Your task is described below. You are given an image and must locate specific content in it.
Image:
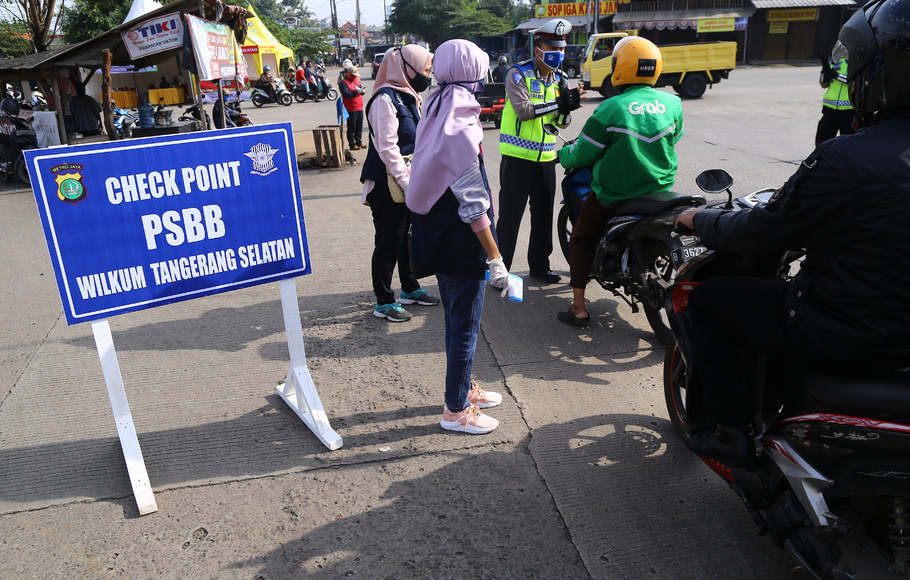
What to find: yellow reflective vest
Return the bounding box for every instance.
[499,62,560,162]
[823,59,852,111]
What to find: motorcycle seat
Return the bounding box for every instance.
[611,192,706,216]
[803,366,910,415]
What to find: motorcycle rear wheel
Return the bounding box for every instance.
[14,154,28,185]
[326,88,339,101]
[663,338,688,439]
[639,241,674,344]
[252,94,266,108]
[557,204,573,263]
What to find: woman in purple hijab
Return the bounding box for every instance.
[408,39,512,435]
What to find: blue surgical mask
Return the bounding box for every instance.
[539,50,564,70]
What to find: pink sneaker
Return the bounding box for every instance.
[467,379,502,409]
[440,404,499,434]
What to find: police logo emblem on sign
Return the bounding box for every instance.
[244,143,280,176]
[51,163,87,204]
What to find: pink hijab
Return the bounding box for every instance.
[407,39,487,215]
[373,44,433,105]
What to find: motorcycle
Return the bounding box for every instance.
[178,103,211,130]
[291,75,339,103]
[0,112,37,184]
[250,80,292,107]
[663,169,910,579]
[112,105,137,139]
[553,125,706,343]
[212,99,252,129]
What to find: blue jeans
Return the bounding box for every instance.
[436,273,486,412]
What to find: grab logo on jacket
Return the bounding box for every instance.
[628,100,666,115]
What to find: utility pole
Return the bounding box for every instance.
[356,0,363,65]
[330,0,339,63]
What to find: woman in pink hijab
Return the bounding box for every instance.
[408,39,511,435]
[360,44,439,323]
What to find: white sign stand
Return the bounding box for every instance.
[91,319,158,516]
[87,279,340,516]
[275,278,343,450]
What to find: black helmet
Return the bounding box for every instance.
[498,55,508,65]
[0,96,19,117]
[834,0,910,124]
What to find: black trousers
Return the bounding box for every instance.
[677,276,855,425]
[496,156,557,272]
[368,180,419,305]
[815,107,854,146]
[347,110,363,148]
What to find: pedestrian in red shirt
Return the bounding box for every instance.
[339,64,365,149]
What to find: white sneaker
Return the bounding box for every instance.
[467,379,502,409]
[440,404,499,434]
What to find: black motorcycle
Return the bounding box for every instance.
[554,126,706,343]
[292,75,338,103]
[178,103,211,129]
[0,112,37,184]
[663,169,910,579]
[212,99,252,129]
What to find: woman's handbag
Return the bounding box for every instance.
[387,154,412,203]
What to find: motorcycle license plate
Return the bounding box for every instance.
[671,245,707,267]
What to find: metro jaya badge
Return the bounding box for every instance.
[55,172,86,204]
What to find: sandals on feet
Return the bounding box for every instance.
[558,310,590,327]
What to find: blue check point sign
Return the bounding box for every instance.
[26,123,341,515]
[28,123,310,323]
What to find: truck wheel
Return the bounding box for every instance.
[679,74,707,99]
[565,65,578,79]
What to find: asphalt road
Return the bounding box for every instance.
[0,64,825,578]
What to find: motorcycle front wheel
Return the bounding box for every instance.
[279,94,293,106]
[663,338,688,439]
[326,88,339,101]
[252,94,266,108]
[294,91,306,103]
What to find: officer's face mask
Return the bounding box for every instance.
[536,47,565,70]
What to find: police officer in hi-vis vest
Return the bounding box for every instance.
[497,18,583,284]
[815,52,854,146]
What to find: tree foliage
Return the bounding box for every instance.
[0,20,33,58]
[387,0,521,47]
[59,0,130,44]
[0,0,62,53]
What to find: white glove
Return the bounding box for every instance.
[486,257,509,295]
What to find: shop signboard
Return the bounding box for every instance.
[768,8,818,22]
[121,11,184,60]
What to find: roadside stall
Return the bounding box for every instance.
[0,0,251,146]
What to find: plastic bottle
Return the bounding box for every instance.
[137,100,155,128]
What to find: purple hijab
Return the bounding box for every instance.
[407,39,487,215]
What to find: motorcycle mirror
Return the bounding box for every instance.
[544,123,569,145]
[695,169,734,194]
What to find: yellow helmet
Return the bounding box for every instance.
[611,37,662,88]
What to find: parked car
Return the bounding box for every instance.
[562,44,585,79]
[372,52,386,79]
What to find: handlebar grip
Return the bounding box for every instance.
[673,223,694,235]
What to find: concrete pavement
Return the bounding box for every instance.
[0,66,821,578]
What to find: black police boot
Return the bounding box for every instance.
[685,423,757,468]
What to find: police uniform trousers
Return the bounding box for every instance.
[815,107,855,146]
[496,155,557,272]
